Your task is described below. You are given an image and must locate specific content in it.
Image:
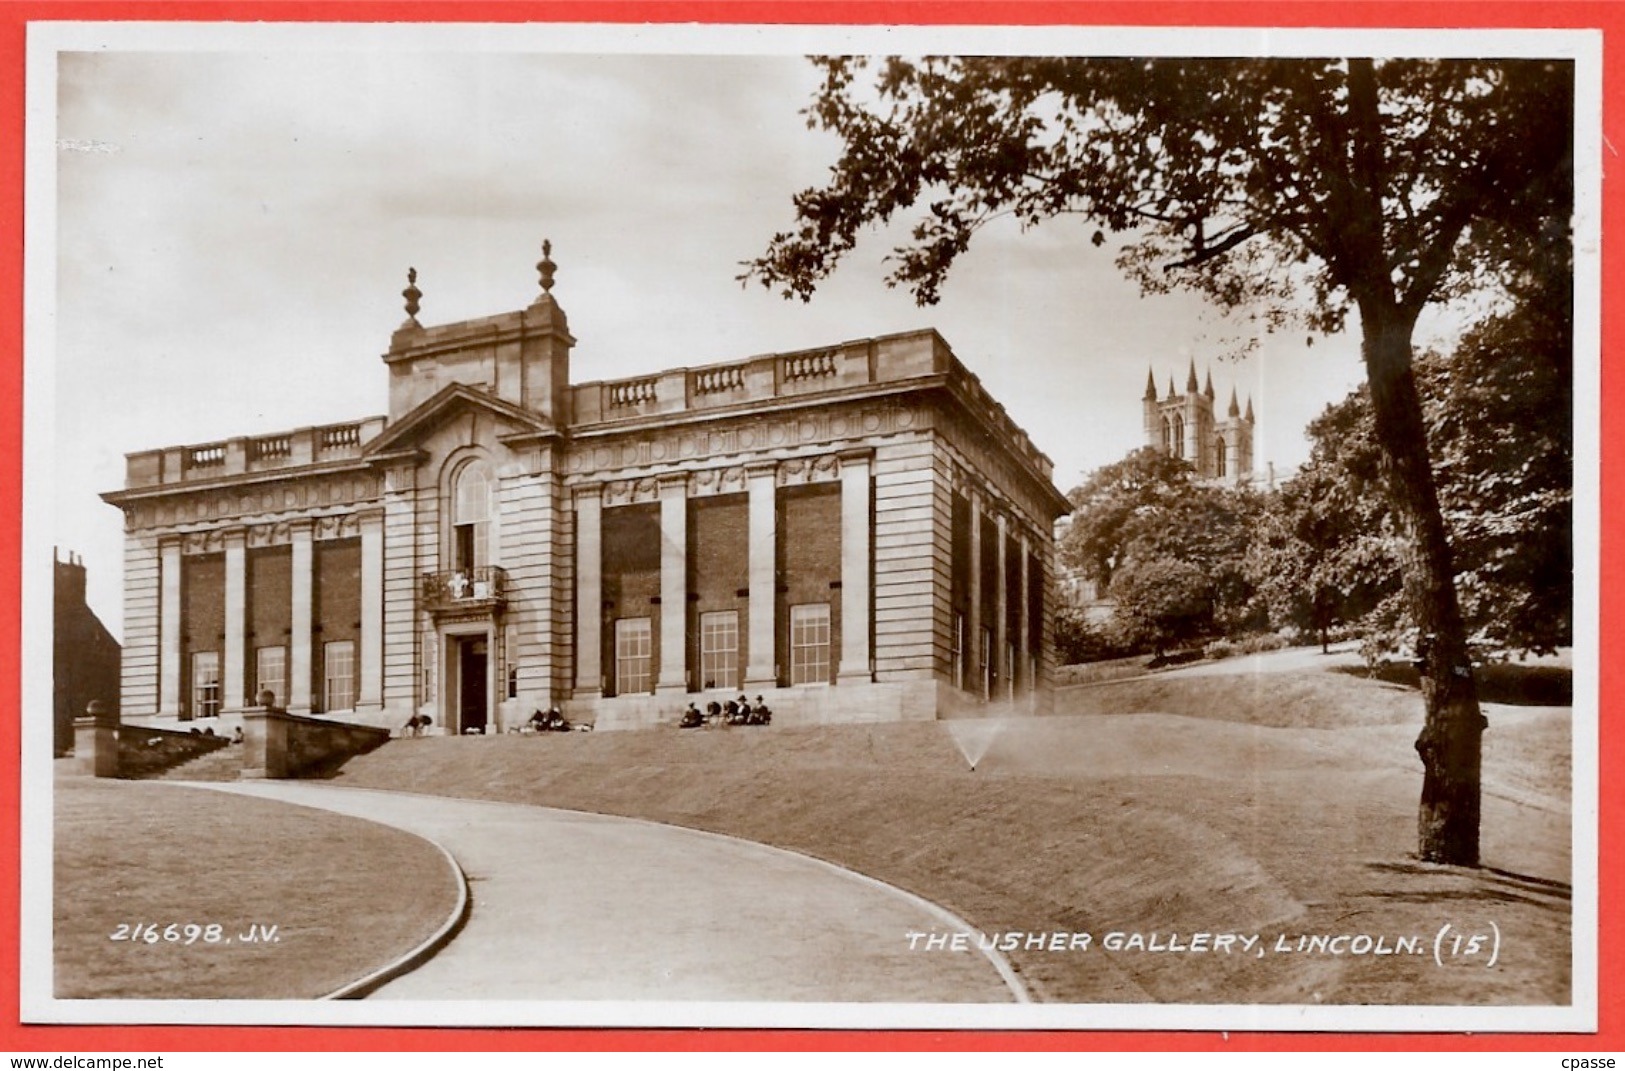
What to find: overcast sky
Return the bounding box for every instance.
[47,30,1390,638]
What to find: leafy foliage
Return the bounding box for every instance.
[1259,283,1573,657]
[1061,447,1262,650]
[1109,556,1216,655]
[1246,401,1401,651]
[746,57,1570,330]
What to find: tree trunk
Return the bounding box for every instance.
[1361,307,1485,867]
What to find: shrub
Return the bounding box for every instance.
[1236,632,1289,655]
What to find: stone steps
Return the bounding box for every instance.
[153,744,244,782]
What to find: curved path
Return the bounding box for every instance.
[199,782,1022,1003]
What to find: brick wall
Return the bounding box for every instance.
[777,483,841,686]
[689,494,748,688]
[245,546,291,702]
[313,538,361,711]
[180,554,224,719]
[601,503,661,696]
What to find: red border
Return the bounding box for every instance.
[1,0,1616,1053]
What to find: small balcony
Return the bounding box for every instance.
[421,565,508,616]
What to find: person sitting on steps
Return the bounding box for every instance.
[680,702,704,729]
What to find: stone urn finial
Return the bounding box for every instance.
[536,239,556,294]
[402,266,422,322]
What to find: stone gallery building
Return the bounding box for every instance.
[102,246,1071,733]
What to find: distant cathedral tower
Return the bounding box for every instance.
[1142,360,1255,482]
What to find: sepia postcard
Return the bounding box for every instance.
[19,18,1601,1034]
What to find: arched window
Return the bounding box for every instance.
[452,461,492,571]
[1171,415,1185,459]
[1215,437,1228,478]
[1162,415,1173,456]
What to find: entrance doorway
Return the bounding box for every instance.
[455,635,489,734]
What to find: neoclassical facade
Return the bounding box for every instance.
[103,247,1071,733]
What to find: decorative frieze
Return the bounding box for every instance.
[179,529,226,556]
[566,402,922,477]
[691,465,747,498]
[122,473,381,532]
[246,521,295,549]
[776,454,840,487]
[603,476,660,506]
[173,511,360,552]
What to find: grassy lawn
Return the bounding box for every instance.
[333,655,1571,1006]
[55,775,461,999]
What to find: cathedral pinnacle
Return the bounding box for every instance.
[1144,367,1158,401]
[1203,368,1215,400]
[1185,359,1199,393]
[1245,396,1255,423]
[1227,387,1240,417]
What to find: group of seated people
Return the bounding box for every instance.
[527,707,574,733]
[186,725,245,744]
[680,695,772,728]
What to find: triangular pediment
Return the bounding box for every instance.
[362,383,558,458]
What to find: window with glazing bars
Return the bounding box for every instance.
[699,611,739,690]
[324,640,356,712]
[615,617,652,695]
[191,651,220,719]
[256,645,286,707]
[789,603,831,685]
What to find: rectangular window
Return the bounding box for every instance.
[256,645,286,708]
[980,627,993,698]
[790,603,831,686]
[324,640,356,712]
[699,611,739,690]
[191,651,220,719]
[615,618,652,696]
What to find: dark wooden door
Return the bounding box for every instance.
[459,637,488,733]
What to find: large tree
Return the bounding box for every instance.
[745,56,1573,866]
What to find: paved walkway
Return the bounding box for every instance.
[198,782,1023,1003]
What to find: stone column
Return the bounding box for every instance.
[573,484,603,698]
[994,512,1009,701]
[656,474,689,693]
[1015,530,1031,698]
[966,490,983,698]
[744,461,778,687]
[222,528,247,711]
[158,538,183,717]
[837,448,873,682]
[358,509,384,712]
[288,519,314,714]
